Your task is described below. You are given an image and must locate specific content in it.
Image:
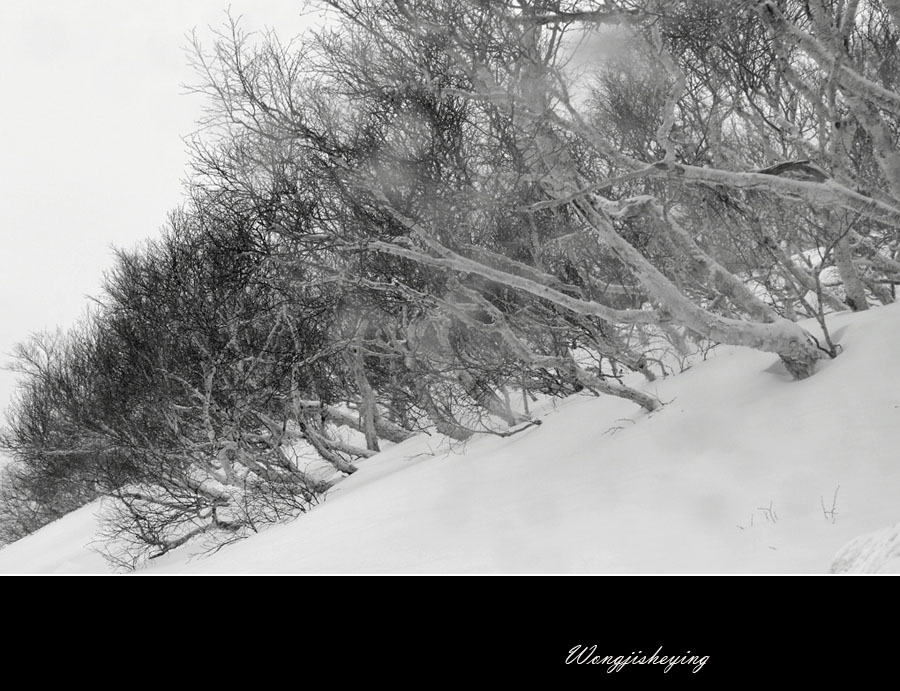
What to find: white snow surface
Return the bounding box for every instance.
[830,522,900,574]
[2,304,900,574]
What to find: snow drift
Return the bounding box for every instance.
[1,304,899,574]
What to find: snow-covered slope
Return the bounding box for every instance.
[2,304,899,574]
[0,502,109,574]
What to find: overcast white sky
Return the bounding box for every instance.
[0,1,314,456]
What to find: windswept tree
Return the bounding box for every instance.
[190,0,900,382]
[2,184,394,564]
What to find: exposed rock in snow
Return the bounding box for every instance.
[830,523,900,574]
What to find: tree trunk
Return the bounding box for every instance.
[457,370,528,427]
[350,336,380,452]
[297,417,359,475]
[834,235,869,311]
[573,198,825,379]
